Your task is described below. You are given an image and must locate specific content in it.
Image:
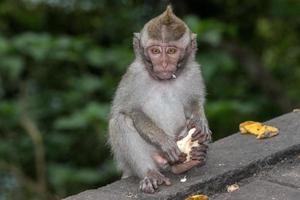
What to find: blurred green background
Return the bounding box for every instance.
[0,0,299,199]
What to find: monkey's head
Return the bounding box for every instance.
[133,5,197,81]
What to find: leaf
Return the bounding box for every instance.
[0,36,10,54]
[13,33,52,61]
[54,102,109,130]
[54,112,86,130]
[70,75,103,93]
[0,56,24,80]
[85,47,105,67]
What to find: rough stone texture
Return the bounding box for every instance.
[64,112,300,200]
[211,152,300,199]
[266,158,300,189]
[213,180,300,200]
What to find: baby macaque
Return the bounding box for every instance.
[108,5,211,193]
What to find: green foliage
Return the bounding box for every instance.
[0,0,299,199]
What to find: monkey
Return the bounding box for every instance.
[108,5,211,193]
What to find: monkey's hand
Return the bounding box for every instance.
[188,119,212,143]
[190,144,208,164]
[160,136,184,164]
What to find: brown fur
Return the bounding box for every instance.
[147,5,186,41]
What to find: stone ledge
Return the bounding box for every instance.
[64,112,300,200]
[214,180,300,200]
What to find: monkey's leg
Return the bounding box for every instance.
[109,114,170,193]
[109,115,133,178]
[152,152,169,169]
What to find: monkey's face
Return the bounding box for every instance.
[145,42,185,80]
[135,5,196,80]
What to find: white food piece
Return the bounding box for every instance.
[227,184,239,192]
[180,176,187,183]
[293,108,300,112]
[176,128,199,162]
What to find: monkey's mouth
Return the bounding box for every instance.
[156,71,175,80]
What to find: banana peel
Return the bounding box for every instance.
[239,121,279,139]
[185,194,209,200]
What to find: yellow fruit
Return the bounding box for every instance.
[185,194,209,200]
[239,121,279,139]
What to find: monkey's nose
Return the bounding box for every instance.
[162,61,168,69]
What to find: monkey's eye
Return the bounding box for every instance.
[151,47,161,54]
[166,47,177,54]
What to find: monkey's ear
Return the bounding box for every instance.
[191,33,197,49]
[133,33,141,51]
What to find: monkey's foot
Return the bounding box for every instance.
[139,170,171,193]
[190,145,208,164]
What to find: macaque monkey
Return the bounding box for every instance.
[108,6,211,193]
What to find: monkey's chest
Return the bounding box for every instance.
[142,91,186,137]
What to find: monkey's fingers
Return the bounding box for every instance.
[140,170,171,193]
[191,155,206,163]
[139,177,156,193]
[200,123,212,143]
[176,126,188,141]
[166,150,177,163]
[172,146,182,160]
[191,145,208,153]
[199,134,210,144]
[190,151,206,161]
[187,120,196,130]
[178,153,187,163]
[149,170,162,185]
[176,134,187,141]
[168,146,182,163]
[149,170,171,186]
[162,139,182,163]
[152,179,158,189]
[191,130,206,142]
[190,147,207,162]
[205,129,212,143]
[190,151,206,158]
[191,155,206,164]
[163,177,171,185]
[191,128,211,142]
[152,172,171,186]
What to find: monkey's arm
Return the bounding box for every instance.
[129,109,182,163]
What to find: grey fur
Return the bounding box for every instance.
[108,49,210,178]
[108,13,210,189]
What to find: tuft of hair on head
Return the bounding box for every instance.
[147,4,187,41]
[160,5,174,25]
